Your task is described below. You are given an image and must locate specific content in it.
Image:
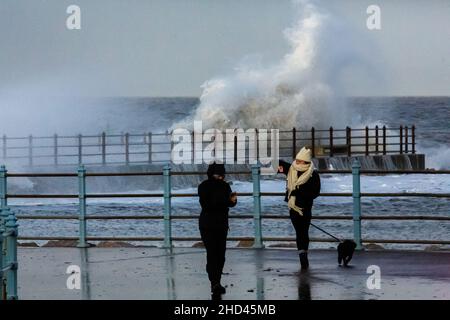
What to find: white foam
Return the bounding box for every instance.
[418,144,450,170]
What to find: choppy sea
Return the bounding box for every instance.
[5,96,450,249]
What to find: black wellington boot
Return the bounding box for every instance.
[299,252,309,270]
[211,281,226,294]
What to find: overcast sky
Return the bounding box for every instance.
[1,0,449,97]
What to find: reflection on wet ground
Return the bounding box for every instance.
[18,247,450,300]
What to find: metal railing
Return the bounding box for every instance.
[0,207,19,300]
[0,161,449,250]
[0,126,416,167]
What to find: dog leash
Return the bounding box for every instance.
[310,222,342,243]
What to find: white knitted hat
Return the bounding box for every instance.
[295,147,312,162]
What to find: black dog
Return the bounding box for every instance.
[337,240,357,266]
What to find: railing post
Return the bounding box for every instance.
[365,126,369,156]
[292,128,296,159]
[405,126,409,153]
[163,164,172,249]
[147,132,152,164]
[352,159,363,250]
[4,209,18,300]
[382,126,387,155]
[399,125,403,154]
[251,163,264,249]
[28,135,33,167]
[0,186,8,300]
[329,127,333,157]
[311,127,315,158]
[375,125,379,154]
[234,135,238,163]
[255,128,259,162]
[77,165,88,248]
[2,135,6,160]
[0,166,7,211]
[54,134,58,166]
[412,125,416,154]
[346,127,352,156]
[101,132,106,165]
[125,133,130,165]
[78,134,83,165]
[0,207,10,300]
[0,181,7,300]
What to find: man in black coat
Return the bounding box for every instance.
[198,162,237,295]
[278,147,320,270]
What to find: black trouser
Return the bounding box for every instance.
[200,227,228,284]
[289,209,311,251]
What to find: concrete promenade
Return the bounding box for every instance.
[17,247,450,300]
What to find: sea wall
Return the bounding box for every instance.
[313,154,425,170]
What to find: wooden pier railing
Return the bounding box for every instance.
[0,126,416,167]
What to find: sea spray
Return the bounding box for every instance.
[174,0,365,131]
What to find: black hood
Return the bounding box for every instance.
[207,162,226,179]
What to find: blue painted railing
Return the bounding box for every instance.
[1,206,19,300]
[0,162,449,249]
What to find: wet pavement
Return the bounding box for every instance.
[17,247,450,300]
